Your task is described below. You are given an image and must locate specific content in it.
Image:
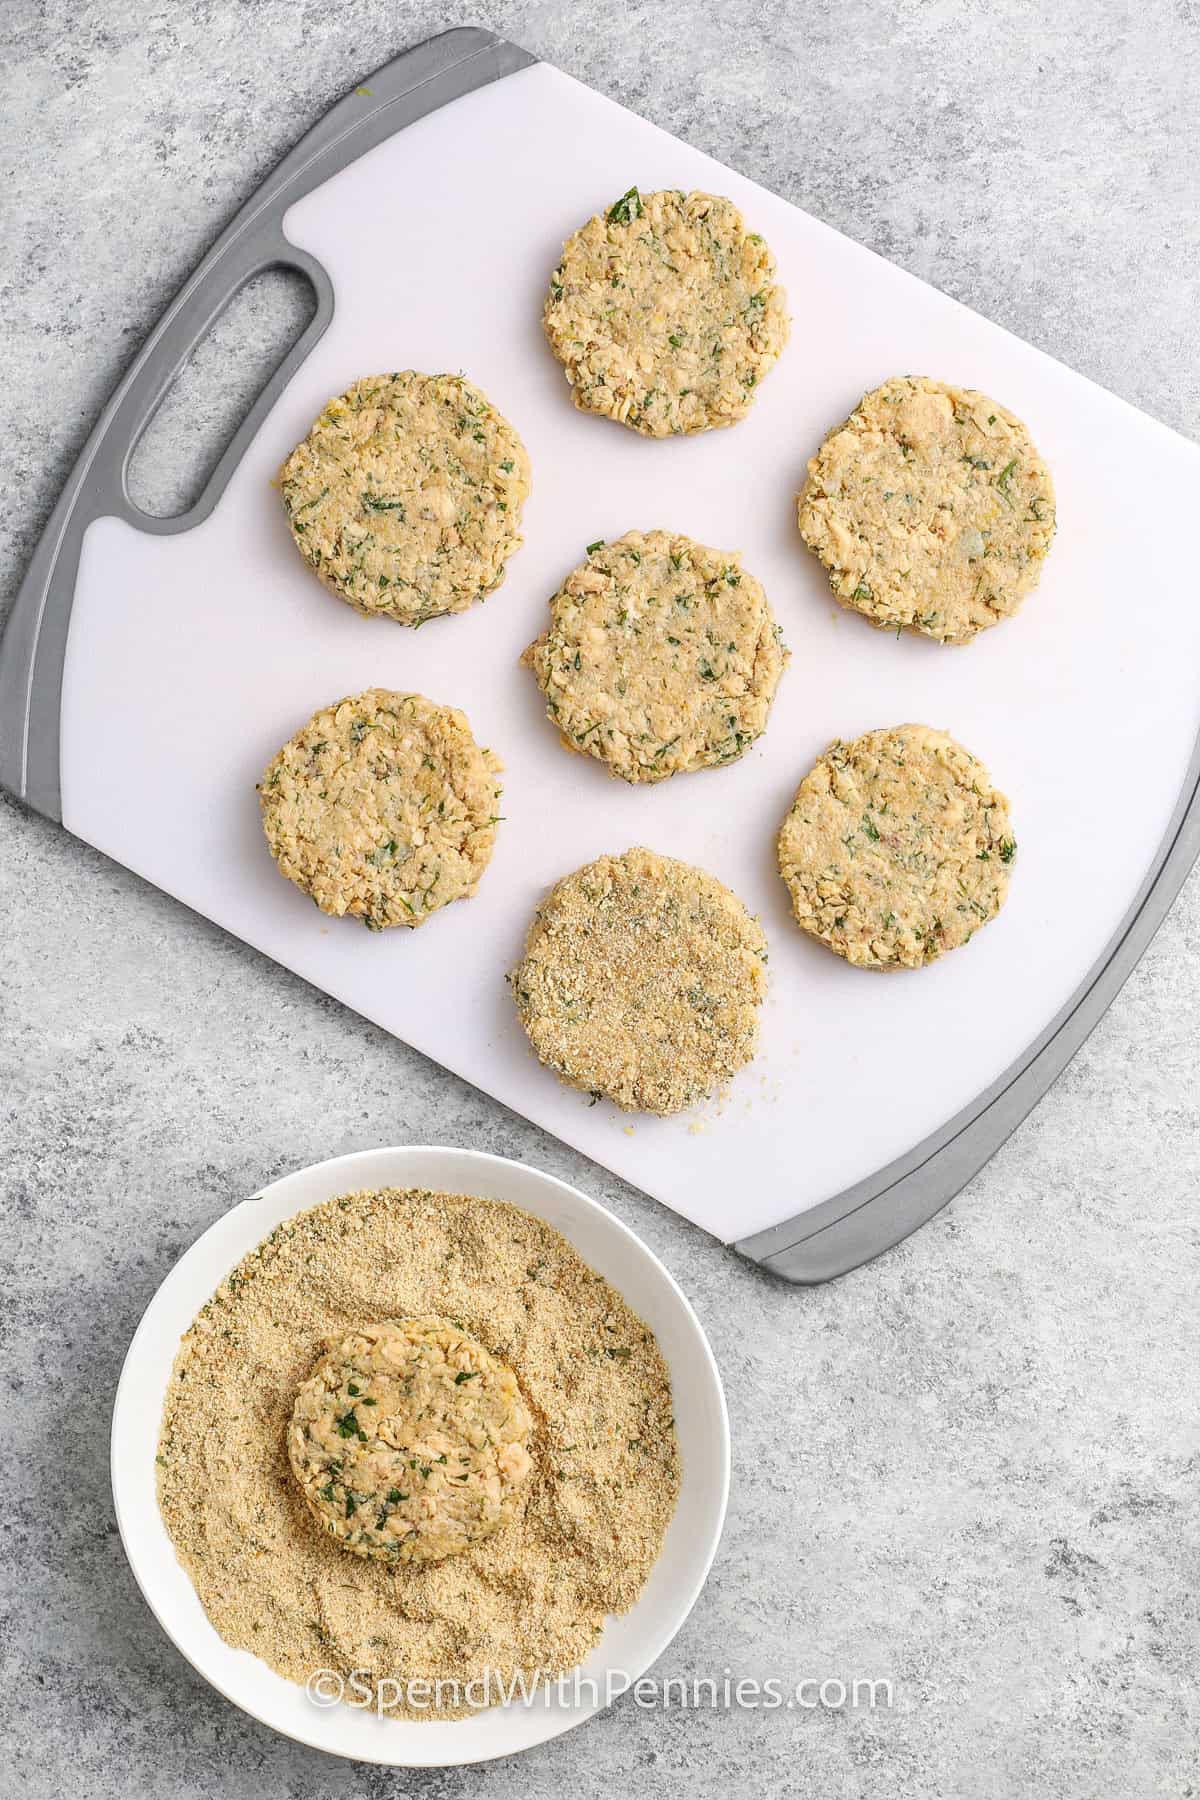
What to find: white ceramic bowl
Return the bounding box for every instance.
[111,1145,730,1766]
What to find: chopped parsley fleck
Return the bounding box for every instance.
[292,486,328,515]
[607,186,643,225]
[994,459,1019,502]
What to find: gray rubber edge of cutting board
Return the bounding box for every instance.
[1,25,1198,1284]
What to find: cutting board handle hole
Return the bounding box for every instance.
[125,266,317,519]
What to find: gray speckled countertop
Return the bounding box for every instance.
[2,4,1198,1795]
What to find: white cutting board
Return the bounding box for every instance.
[61,62,1200,1243]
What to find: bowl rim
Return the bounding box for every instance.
[110,1144,731,1766]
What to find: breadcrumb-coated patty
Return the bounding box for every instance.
[544,187,788,436]
[523,529,787,783]
[510,847,768,1114]
[278,372,530,625]
[288,1320,534,1564]
[777,723,1016,970]
[797,376,1055,643]
[258,689,502,930]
